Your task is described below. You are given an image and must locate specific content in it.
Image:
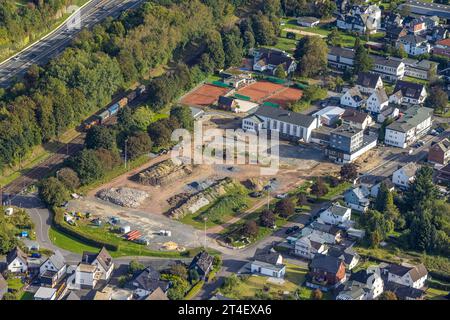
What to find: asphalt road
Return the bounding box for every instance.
[0,0,146,88]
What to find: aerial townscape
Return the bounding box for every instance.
[0,0,449,305]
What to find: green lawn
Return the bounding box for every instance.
[7,277,24,291]
[19,291,35,300]
[425,287,448,300]
[49,226,192,258]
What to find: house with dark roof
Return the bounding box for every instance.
[129,266,169,299]
[39,250,67,287]
[218,96,237,111]
[251,248,286,278]
[327,246,360,270]
[384,106,433,148]
[396,34,431,56]
[319,202,352,226]
[383,12,403,30]
[385,263,428,289]
[306,254,347,291]
[6,247,28,273]
[428,138,450,165]
[436,163,450,186]
[386,27,408,44]
[252,48,297,75]
[341,109,373,130]
[390,80,427,105]
[344,185,370,212]
[356,72,383,94]
[75,247,114,289]
[294,234,328,260]
[336,268,383,300]
[428,25,448,43]
[242,105,319,142]
[301,221,344,245]
[326,124,378,164]
[336,4,381,34]
[189,251,214,280]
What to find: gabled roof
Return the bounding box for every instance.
[328,246,359,266]
[357,72,381,89]
[256,48,295,70]
[218,96,235,108]
[387,106,433,133]
[396,162,419,178]
[189,251,214,274]
[344,87,364,102]
[310,254,344,274]
[253,248,282,265]
[327,202,350,217]
[6,247,27,265]
[45,250,66,271]
[398,34,427,45]
[328,46,355,60]
[132,266,168,292]
[430,138,450,154]
[394,80,426,100]
[436,38,450,48]
[81,247,113,271]
[254,105,317,128]
[342,109,370,124]
[346,185,370,200]
[146,287,169,300]
[371,88,389,104]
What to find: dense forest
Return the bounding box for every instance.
[0,0,289,172]
[0,0,83,60]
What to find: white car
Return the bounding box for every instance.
[276,193,288,199]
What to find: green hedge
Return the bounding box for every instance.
[52,208,119,252]
[427,278,450,291]
[429,271,450,284]
[184,280,205,300]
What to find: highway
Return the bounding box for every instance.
[0,0,146,89]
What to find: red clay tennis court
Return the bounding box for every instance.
[266,87,303,106]
[236,81,303,107]
[180,84,231,107]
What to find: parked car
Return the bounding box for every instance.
[31,253,41,259]
[276,193,288,199]
[285,226,300,235]
[249,192,262,198]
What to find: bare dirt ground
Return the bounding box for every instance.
[284,28,326,38]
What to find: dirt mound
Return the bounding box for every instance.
[244,178,267,191]
[97,187,149,208]
[135,158,193,186]
[166,177,240,219]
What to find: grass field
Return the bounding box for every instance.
[425,287,448,300]
[7,277,24,291]
[49,225,194,258]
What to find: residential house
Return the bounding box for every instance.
[297,16,320,27]
[326,125,378,164]
[344,185,370,212]
[250,248,286,278]
[392,162,419,188]
[294,235,328,260]
[6,247,28,273]
[336,0,350,14]
[189,251,214,280]
[301,221,344,244]
[320,202,352,225]
[242,105,319,142]
[312,106,346,127]
[419,15,440,30]
[129,266,169,299]
[145,287,169,300]
[386,263,428,289]
[383,12,403,30]
[384,106,433,148]
[328,246,360,270]
[356,72,383,94]
[340,87,366,108]
[386,27,408,44]
[307,254,347,291]
[367,88,389,114]
[403,58,437,81]
[436,163,450,186]
[217,96,236,111]
[327,47,405,81]
[336,4,381,34]
[428,138,450,165]
[396,34,431,56]
[336,268,383,300]
[34,287,57,300]
[384,282,426,300]
[405,18,427,35]
[428,25,448,43]
[341,109,373,130]
[370,179,395,198]
[39,250,67,288]
[75,247,114,289]
[377,105,400,124]
[0,274,7,300]
[371,55,405,82]
[433,38,450,58]
[252,48,297,75]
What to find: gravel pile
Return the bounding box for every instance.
[97,187,149,208]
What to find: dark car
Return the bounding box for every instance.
[249,192,262,198]
[295,208,302,213]
[285,225,300,235]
